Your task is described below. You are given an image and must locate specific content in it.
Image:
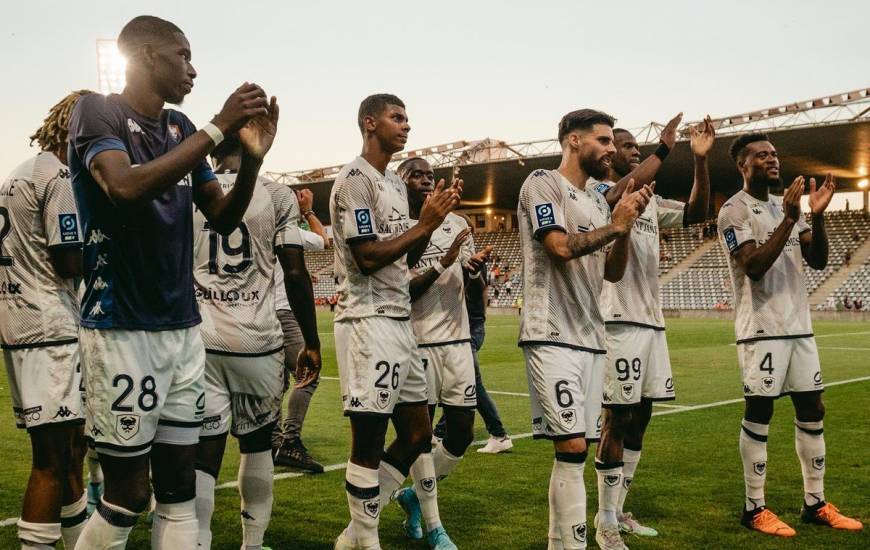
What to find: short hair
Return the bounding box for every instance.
[729,133,770,162]
[118,15,184,58]
[396,156,427,177]
[613,128,634,140]
[558,109,615,143]
[211,132,241,162]
[358,94,405,133]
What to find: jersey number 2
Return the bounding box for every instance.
[0,207,14,266]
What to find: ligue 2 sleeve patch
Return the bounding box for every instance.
[354,208,373,235]
[723,227,738,251]
[535,203,555,227]
[595,182,610,194]
[58,213,79,243]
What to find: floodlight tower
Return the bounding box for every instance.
[96,39,126,94]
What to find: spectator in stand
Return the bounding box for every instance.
[844,251,852,266]
[852,230,860,243]
[854,298,863,311]
[844,296,852,310]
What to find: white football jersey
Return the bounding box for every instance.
[274,229,325,312]
[717,189,812,343]
[0,152,82,348]
[409,213,474,346]
[596,179,685,330]
[330,156,412,321]
[193,173,302,354]
[518,169,611,353]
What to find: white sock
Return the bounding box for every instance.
[60,493,88,548]
[551,457,587,550]
[410,452,441,531]
[432,444,462,480]
[548,464,563,550]
[617,448,641,516]
[378,455,407,509]
[595,460,623,527]
[74,498,138,550]
[87,448,104,485]
[151,499,198,550]
[195,470,216,549]
[794,419,826,506]
[238,451,274,547]
[345,462,381,549]
[18,520,60,549]
[740,420,769,512]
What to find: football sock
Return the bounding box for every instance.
[151,499,197,550]
[346,462,381,549]
[548,463,563,550]
[378,452,407,508]
[239,451,274,547]
[617,447,641,516]
[410,452,441,531]
[740,420,769,512]
[552,453,587,550]
[74,498,138,549]
[595,459,623,527]
[195,469,216,549]
[60,492,88,548]
[432,444,461,480]
[17,520,60,549]
[794,419,825,506]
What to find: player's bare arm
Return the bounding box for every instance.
[685,115,715,223]
[463,244,493,295]
[195,95,279,235]
[407,178,464,267]
[800,173,834,269]
[48,248,82,279]
[605,113,682,207]
[90,83,269,207]
[604,182,653,281]
[733,176,805,281]
[409,227,471,302]
[296,188,328,243]
[350,178,460,275]
[543,181,651,263]
[278,246,322,388]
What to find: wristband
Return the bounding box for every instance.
[302,210,315,218]
[467,269,481,279]
[653,141,670,161]
[202,122,225,147]
[433,261,447,275]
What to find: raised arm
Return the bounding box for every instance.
[409,228,470,302]
[801,174,835,270]
[685,116,715,224]
[296,188,328,244]
[407,178,463,267]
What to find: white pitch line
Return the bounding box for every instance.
[488,390,530,397]
[815,331,870,338]
[651,403,689,409]
[818,346,870,351]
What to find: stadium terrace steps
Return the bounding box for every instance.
[810,233,870,306]
[659,238,717,287]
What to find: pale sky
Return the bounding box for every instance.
[1,0,867,178]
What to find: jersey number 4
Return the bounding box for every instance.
[206,222,252,274]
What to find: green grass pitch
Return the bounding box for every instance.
[0,314,867,548]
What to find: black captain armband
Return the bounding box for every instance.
[653,141,670,161]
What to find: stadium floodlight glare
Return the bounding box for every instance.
[97,39,126,94]
[859,179,869,189]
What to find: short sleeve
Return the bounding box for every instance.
[42,166,82,249]
[301,229,325,251]
[459,220,474,265]
[268,181,303,249]
[797,214,811,235]
[522,170,566,240]
[718,201,754,255]
[69,94,127,171]
[176,113,216,186]
[656,195,686,229]
[335,170,377,243]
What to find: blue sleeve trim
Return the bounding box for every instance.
[83,138,127,171]
[192,165,217,187]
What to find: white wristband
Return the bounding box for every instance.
[433,261,446,275]
[467,269,481,279]
[202,122,224,146]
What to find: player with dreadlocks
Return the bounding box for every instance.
[0,90,92,550]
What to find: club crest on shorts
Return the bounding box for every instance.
[621,383,635,400]
[753,461,766,476]
[572,522,587,543]
[558,408,577,429]
[761,377,775,393]
[421,477,436,493]
[116,414,140,440]
[363,499,380,519]
[376,390,391,410]
[812,456,825,471]
[604,474,621,487]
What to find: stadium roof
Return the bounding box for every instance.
[267,88,870,221]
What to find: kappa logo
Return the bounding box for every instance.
[116,414,140,440]
[602,391,612,403]
[241,510,255,521]
[723,227,738,251]
[812,456,825,471]
[354,209,373,235]
[127,118,143,134]
[568,188,578,201]
[89,425,104,438]
[348,168,362,177]
[363,499,380,519]
[604,474,621,487]
[753,461,766,476]
[93,277,108,291]
[532,169,547,178]
[376,390,391,410]
[621,383,635,400]
[52,406,77,419]
[743,384,752,395]
[572,522,587,543]
[349,397,363,408]
[559,408,577,430]
[94,254,109,270]
[58,213,79,242]
[761,377,775,393]
[89,301,105,317]
[421,477,436,493]
[535,203,555,227]
[88,229,110,245]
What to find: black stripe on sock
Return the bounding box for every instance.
[555,451,587,464]
[594,460,624,471]
[741,425,769,442]
[381,451,411,477]
[345,481,379,500]
[61,509,88,528]
[97,501,139,528]
[795,422,824,436]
